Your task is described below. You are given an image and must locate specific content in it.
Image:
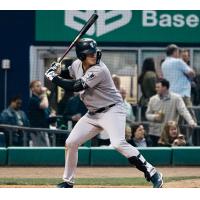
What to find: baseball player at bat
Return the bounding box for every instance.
[45,38,164,188]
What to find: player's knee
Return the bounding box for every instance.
[111,141,124,151]
[65,139,79,149]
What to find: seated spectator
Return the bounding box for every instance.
[158,121,186,147]
[28,80,51,146]
[0,96,29,146]
[127,124,152,147]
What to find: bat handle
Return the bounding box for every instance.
[58,37,80,63]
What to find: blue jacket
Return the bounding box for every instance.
[0,106,29,126]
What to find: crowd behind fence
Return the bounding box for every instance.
[1,104,200,147]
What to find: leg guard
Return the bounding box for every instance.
[128,153,155,182]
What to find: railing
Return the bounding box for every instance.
[1,105,200,146]
[0,124,69,147]
[1,122,200,147]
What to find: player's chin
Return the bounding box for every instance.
[89,60,96,65]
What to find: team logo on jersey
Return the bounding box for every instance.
[86,72,95,81]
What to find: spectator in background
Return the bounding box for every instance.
[127,124,152,147]
[63,93,87,129]
[158,121,186,147]
[180,48,190,65]
[158,59,165,79]
[190,67,200,106]
[1,96,29,126]
[161,44,196,116]
[57,90,73,116]
[119,88,135,140]
[0,96,29,146]
[180,49,200,145]
[180,49,199,106]
[138,58,157,121]
[28,80,50,146]
[146,79,196,146]
[180,48,196,102]
[112,74,121,91]
[120,88,135,124]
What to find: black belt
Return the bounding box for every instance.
[88,104,116,115]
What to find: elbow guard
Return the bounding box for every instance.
[73,79,88,92]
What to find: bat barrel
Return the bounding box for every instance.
[58,13,98,63]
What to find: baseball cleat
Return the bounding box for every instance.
[150,172,163,188]
[57,181,73,188]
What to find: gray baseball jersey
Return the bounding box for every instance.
[68,59,123,111]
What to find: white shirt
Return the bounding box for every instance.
[162,57,192,97]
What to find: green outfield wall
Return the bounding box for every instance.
[7,147,90,166]
[0,147,200,166]
[0,148,7,165]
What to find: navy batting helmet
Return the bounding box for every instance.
[75,38,100,61]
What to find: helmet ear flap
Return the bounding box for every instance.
[96,50,102,64]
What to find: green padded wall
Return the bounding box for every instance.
[4,147,200,166]
[7,147,90,166]
[90,147,172,166]
[172,147,200,165]
[138,147,172,165]
[90,147,129,166]
[0,148,7,165]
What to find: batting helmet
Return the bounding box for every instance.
[75,38,101,61]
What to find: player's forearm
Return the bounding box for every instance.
[52,76,75,91]
[52,76,87,92]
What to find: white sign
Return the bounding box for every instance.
[142,10,199,28]
[65,10,132,37]
[1,59,11,69]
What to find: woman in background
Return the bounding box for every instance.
[128,124,152,147]
[158,121,186,147]
[138,58,157,120]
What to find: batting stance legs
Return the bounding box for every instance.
[61,104,163,188]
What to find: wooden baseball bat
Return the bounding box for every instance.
[58,13,98,63]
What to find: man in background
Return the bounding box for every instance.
[162,44,195,110]
[0,96,29,146]
[28,80,50,146]
[146,79,196,146]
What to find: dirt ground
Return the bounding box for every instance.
[0,166,200,188]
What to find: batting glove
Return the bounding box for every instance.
[45,62,61,81]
